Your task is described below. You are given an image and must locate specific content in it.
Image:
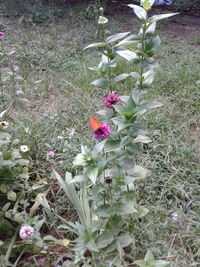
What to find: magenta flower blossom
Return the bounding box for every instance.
[104,93,120,108]
[47,151,55,157]
[0,32,4,37]
[19,225,34,240]
[93,124,110,140]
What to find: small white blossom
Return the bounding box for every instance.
[0,121,9,129]
[20,145,29,152]
[171,212,179,221]
[98,16,108,24]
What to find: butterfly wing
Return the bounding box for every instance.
[89,116,103,130]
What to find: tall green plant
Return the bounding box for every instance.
[54,1,177,265]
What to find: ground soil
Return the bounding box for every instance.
[104,0,200,40]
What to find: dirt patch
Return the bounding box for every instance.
[164,14,200,41]
[106,1,200,40]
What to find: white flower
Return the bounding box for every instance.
[152,130,161,136]
[0,121,9,129]
[98,16,108,24]
[20,145,29,152]
[171,212,179,221]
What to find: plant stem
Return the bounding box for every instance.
[139,21,147,89]
[5,226,19,264]
[108,183,113,204]
[0,40,6,110]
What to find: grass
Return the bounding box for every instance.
[0,1,200,266]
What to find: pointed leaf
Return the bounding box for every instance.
[128,4,147,20]
[148,13,178,23]
[133,134,151,144]
[144,250,155,261]
[91,78,109,87]
[85,42,106,49]
[116,50,138,62]
[130,72,141,80]
[96,231,114,249]
[86,167,98,184]
[117,234,133,248]
[94,140,106,153]
[106,32,130,44]
[129,165,149,180]
[114,39,139,47]
[112,73,130,84]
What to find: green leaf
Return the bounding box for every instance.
[148,13,178,23]
[70,175,87,183]
[146,22,156,34]
[154,260,170,266]
[86,167,98,184]
[0,110,7,118]
[143,70,154,87]
[43,235,70,248]
[114,39,139,47]
[106,215,123,235]
[43,235,60,243]
[129,165,149,180]
[116,50,138,62]
[111,116,127,132]
[96,231,114,249]
[94,140,106,153]
[130,72,140,80]
[145,250,154,261]
[106,32,130,44]
[112,73,130,85]
[53,170,89,226]
[7,190,16,201]
[128,4,147,20]
[135,250,169,267]
[145,36,161,56]
[146,100,163,110]
[0,93,11,101]
[85,42,106,49]
[65,172,72,183]
[134,100,163,116]
[91,78,109,87]
[137,207,149,218]
[15,159,29,166]
[117,234,133,248]
[0,132,11,140]
[133,134,151,144]
[105,139,121,152]
[95,201,137,217]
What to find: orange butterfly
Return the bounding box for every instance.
[89,116,103,130]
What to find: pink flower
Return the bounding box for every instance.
[19,225,34,240]
[47,151,55,157]
[104,94,121,108]
[0,32,4,37]
[38,258,46,266]
[93,124,110,140]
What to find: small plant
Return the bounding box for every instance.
[53,0,177,265]
[0,32,44,264]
